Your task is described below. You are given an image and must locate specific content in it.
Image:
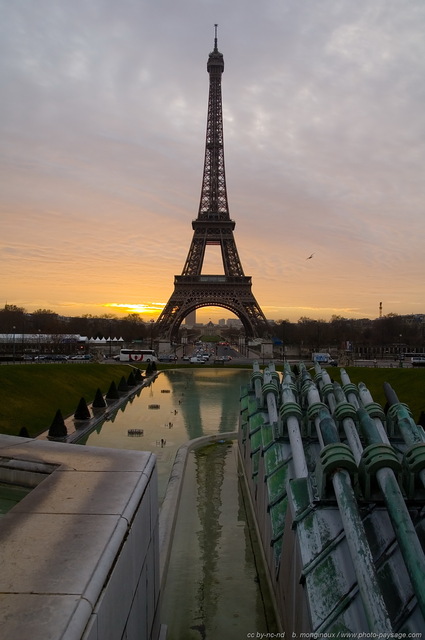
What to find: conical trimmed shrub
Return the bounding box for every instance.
[48,409,67,438]
[118,376,128,392]
[134,368,143,382]
[18,426,30,438]
[127,371,137,387]
[106,380,119,400]
[93,387,106,408]
[74,397,91,420]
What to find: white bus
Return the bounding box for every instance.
[119,349,157,363]
[411,356,425,367]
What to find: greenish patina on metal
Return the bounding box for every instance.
[270,498,287,546]
[267,465,289,506]
[260,422,275,450]
[263,443,288,479]
[357,398,425,619]
[239,360,425,635]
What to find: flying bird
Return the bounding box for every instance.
[306,253,315,260]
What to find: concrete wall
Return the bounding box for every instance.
[0,435,161,640]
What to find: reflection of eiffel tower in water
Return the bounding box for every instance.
[168,370,241,440]
[155,27,270,342]
[192,442,229,633]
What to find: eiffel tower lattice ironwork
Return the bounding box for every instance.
[155,27,269,342]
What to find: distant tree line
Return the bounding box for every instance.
[274,314,425,353]
[0,305,424,351]
[0,304,149,342]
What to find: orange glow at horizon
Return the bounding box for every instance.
[104,302,165,317]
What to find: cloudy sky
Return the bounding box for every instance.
[1,0,424,324]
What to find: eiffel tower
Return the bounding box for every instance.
[155,27,269,342]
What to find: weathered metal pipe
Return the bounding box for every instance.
[281,382,308,478]
[283,361,296,385]
[357,406,425,619]
[299,361,312,384]
[306,381,321,407]
[384,382,425,446]
[321,369,337,411]
[358,382,390,445]
[304,380,325,448]
[315,408,392,632]
[331,469,393,633]
[357,407,382,445]
[333,382,364,463]
[383,382,425,493]
[315,366,338,414]
[263,369,278,427]
[339,368,361,409]
[282,370,295,388]
[332,383,345,405]
[318,410,339,445]
[252,361,263,404]
[383,382,399,406]
[376,466,425,618]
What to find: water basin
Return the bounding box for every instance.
[161,440,279,639]
[80,368,250,500]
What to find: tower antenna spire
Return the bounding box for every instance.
[214,23,218,50]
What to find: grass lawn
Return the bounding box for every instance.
[342,366,425,424]
[0,363,140,437]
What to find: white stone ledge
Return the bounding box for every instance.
[0,435,159,640]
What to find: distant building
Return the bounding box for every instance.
[185,310,196,327]
[226,318,243,328]
[205,321,215,336]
